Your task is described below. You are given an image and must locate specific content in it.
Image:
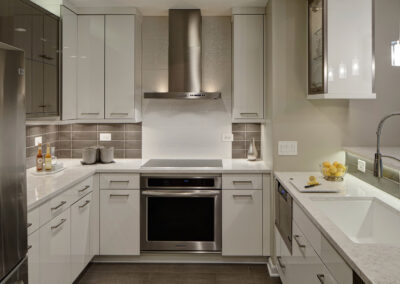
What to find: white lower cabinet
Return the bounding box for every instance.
[275,226,291,284]
[100,189,140,255]
[39,209,71,284]
[28,230,40,284]
[71,193,93,281]
[222,189,262,256]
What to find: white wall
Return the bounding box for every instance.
[142,16,232,159]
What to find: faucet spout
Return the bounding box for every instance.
[374,112,400,178]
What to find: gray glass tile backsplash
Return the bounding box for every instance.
[26,122,261,167]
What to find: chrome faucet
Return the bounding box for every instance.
[374,112,400,178]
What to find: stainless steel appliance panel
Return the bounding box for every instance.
[0,42,27,282]
[0,257,27,284]
[275,180,292,253]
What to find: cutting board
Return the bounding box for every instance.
[290,176,344,193]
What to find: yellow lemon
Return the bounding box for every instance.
[309,176,316,182]
[333,161,339,167]
[329,166,337,174]
[323,168,331,177]
[322,161,331,168]
[335,171,343,177]
[337,163,345,169]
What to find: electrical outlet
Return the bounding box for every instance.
[222,133,233,142]
[357,159,366,173]
[34,136,42,146]
[99,133,112,141]
[278,141,298,156]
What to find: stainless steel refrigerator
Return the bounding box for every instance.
[0,42,28,284]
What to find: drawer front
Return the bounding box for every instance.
[293,201,322,254]
[320,236,352,284]
[222,174,262,190]
[28,207,40,235]
[70,176,93,204]
[100,173,139,189]
[39,190,72,227]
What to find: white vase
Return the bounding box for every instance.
[247,138,258,161]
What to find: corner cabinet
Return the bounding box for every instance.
[62,10,142,122]
[232,10,265,123]
[307,0,375,99]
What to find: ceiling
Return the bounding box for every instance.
[68,0,268,15]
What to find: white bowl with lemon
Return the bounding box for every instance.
[320,161,347,182]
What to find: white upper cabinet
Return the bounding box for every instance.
[61,6,77,120]
[232,11,265,122]
[308,0,375,99]
[105,15,141,120]
[77,15,105,119]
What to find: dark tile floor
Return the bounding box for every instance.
[75,263,282,284]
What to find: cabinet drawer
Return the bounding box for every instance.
[320,236,352,284]
[70,176,93,204]
[28,230,40,284]
[293,201,322,254]
[39,190,72,227]
[28,207,40,235]
[100,173,139,189]
[222,174,262,190]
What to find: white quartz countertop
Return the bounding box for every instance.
[27,159,271,210]
[344,146,400,170]
[275,172,400,284]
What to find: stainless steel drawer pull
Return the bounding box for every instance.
[110,112,129,115]
[316,274,325,283]
[27,223,32,228]
[78,185,90,193]
[294,235,306,248]
[142,190,220,197]
[232,180,253,184]
[27,245,32,250]
[109,180,130,183]
[109,194,130,198]
[232,194,253,199]
[81,112,100,115]
[51,201,67,211]
[277,256,286,269]
[51,219,67,230]
[240,112,258,116]
[79,200,91,208]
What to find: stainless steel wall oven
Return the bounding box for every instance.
[140,174,222,252]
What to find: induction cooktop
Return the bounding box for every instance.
[141,159,223,168]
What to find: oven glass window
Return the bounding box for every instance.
[147,197,215,241]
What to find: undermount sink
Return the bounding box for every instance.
[310,197,400,246]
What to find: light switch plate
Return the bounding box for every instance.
[34,136,42,146]
[278,141,298,156]
[99,133,112,141]
[357,159,366,173]
[222,133,234,142]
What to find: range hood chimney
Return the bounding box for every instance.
[144,9,221,100]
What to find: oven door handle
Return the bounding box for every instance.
[141,190,220,197]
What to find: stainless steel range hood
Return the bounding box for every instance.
[144,9,221,100]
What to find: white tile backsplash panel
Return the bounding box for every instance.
[142,16,232,159]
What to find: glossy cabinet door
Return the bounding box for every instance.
[43,15,58,65]
[43,63,58,114]
[222,190,262,256]
[71,193,92,282]
[0,0,11,45]
[275,226,290,284]
[31,60,44,113]
[10,0,33,59]
[77,15,105,119]
[100,190,140,255]
[39,209,71,284]
[32,12,44,62]
[105,15,135,119]
[27,230,40,284]
[232,14,264,121]
[61,6,77,120]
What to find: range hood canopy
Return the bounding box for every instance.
[144,9,221,100]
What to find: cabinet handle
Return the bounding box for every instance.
[38,105,46,108]
[81,112,100,115]
[51,218,67,230]
[232,180,253,184]
[109,194,130,198]
[277,256,286,269]
[27,245,32,250]
[232,194,253,199]
[294,235,306,248]
[79,200,90,209]
[316,274,325,283]
[240,112,259,117]
[110,112,129,115]
[27,223,32,228]
[78,185,90,193]
[109,180,130,183]
[51,201,66,211]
